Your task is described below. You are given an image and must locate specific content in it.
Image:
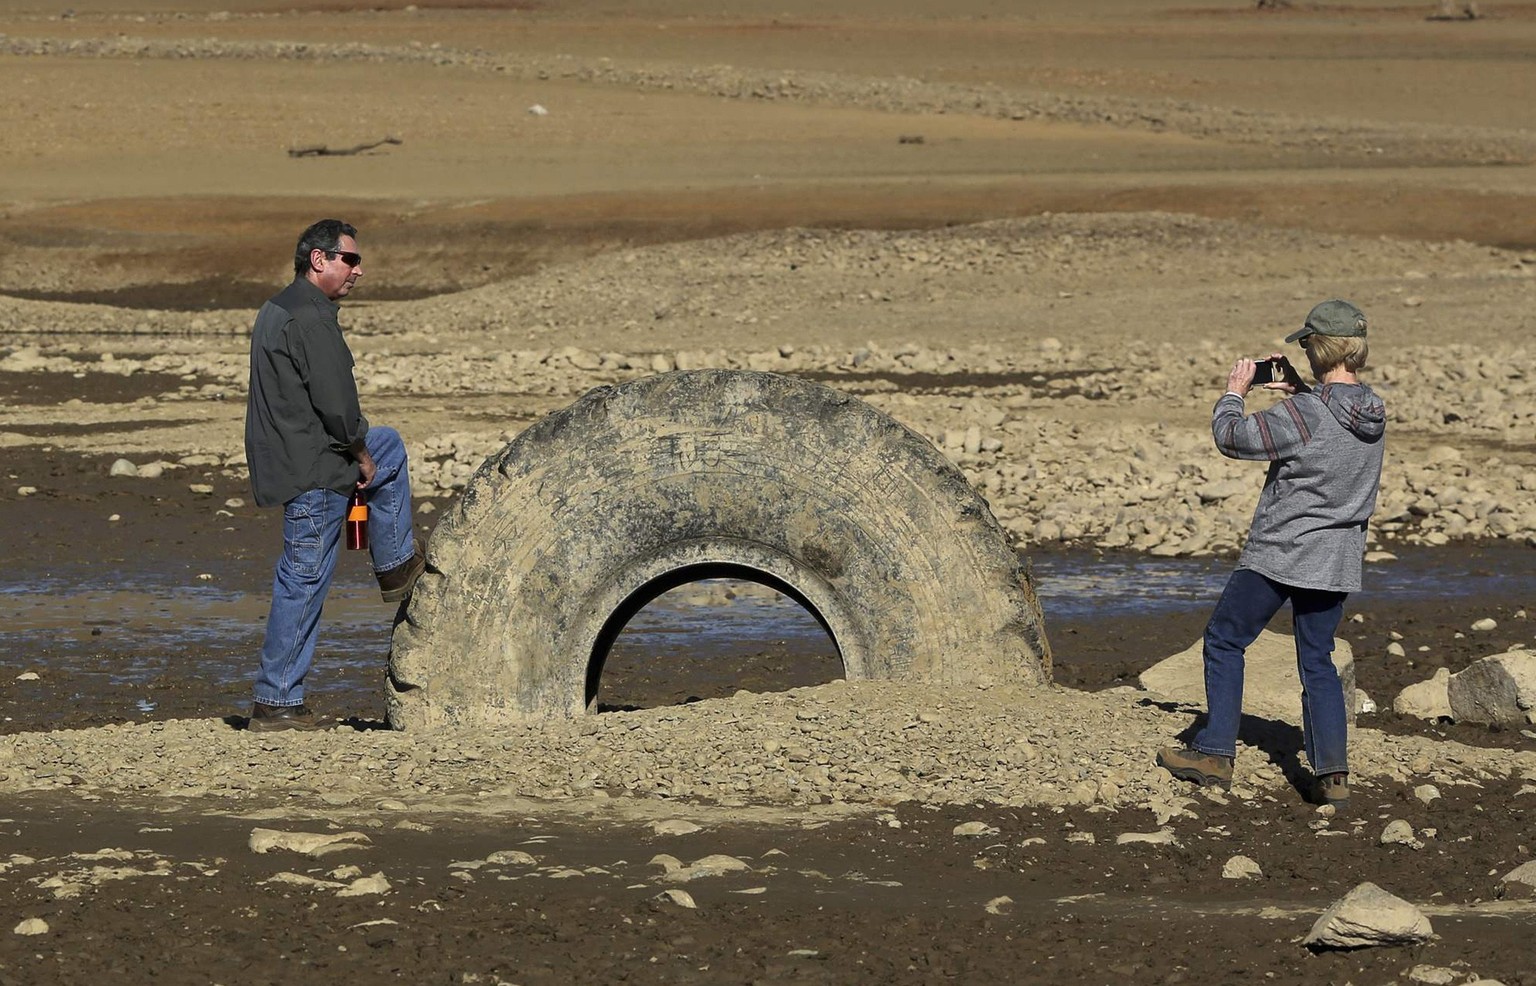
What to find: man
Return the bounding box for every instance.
[244,219,425,731]
[1157,300,1385,810]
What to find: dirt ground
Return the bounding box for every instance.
[2,0,1536,983]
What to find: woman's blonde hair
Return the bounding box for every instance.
[1304,333,1369,375]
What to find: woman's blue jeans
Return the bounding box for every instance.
[1191,568,1350,776]
[254,426,414,708]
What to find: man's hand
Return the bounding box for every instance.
[356,449,377,489]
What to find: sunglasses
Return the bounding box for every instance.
[324,249,362,267]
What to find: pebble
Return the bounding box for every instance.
[12,918,48,936]
[336,872,391,897]
[651,819,702,836]
[656,888,696,908]
[953,821,998,837]
[1115,828,1178,847]
[1379,819,1423,849]
[1472,618,1498,632]
[1221,855,1262,879]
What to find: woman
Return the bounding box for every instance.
[1157,299,1386,809]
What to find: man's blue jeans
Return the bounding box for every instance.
[254,426,414,708]
[1191,568,1350,776]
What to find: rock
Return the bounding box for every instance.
[1303,882,1435,950]
[656,889,696,908]
[1195,479,1247,504]
[15,672,40,681]
[1379,819,1423,849]
[336,872,391,897]
[484,850,538,866]
[109,458,138,477]
[1139,629,1355,727]
[188,483,214,495]
[1413,784,1441,805]
[651,819,702,836]
[16,486,37,497]
[984,896,1014,914]
[1407,966,1460,986]
[1471,617,1498,632]
[1498,860,1536,899]
[260,872,344,890]
[953,821,999,837]
[1115,828,1178,847]
[248,828,372,857]
[1222,855,1263,879]
[1447,651,1536,726]
[660,854,752,882]
[1393,669,1452,721]
[13,918,48,936]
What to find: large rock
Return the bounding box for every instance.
[1393,668,1452,721]
[1498,860,1536,900]
[1139,628,1355,727]
[1303,882,1435,950]
[1447,651,1536,726]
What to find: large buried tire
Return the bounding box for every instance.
[387,369,1051,729]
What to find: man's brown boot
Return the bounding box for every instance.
[1156,746,1233,790]
[378,542,426,603]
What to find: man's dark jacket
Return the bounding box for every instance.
[244,278,369,508]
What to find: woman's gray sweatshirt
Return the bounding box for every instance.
[1213,383,1386,593]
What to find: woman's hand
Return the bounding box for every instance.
[1262,352,1308,395]
[1227,358,1257,397]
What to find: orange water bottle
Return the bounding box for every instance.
[346,490,369,550]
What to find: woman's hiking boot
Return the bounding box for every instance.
[1156,747,1233,790]
[1310,772,1350,811]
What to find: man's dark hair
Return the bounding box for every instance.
[293,219,358,278]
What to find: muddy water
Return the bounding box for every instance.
[6,546,1530,716]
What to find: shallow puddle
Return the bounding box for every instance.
[5,545,1529,704]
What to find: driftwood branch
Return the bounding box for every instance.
[287,136,403,158]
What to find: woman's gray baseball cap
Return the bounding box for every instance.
[1286,299,1367,343]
